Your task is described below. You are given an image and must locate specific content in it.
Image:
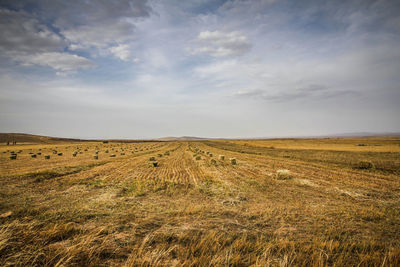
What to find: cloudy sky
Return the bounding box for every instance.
[0,0,399,139]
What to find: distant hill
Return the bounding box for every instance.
[0,133,208,144]
[156,136,208,141]
[0,133,85,144]
[1,132,399,145]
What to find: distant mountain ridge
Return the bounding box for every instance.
[0,132,399,144]
[0,133,86,144]
[155,136,208,141]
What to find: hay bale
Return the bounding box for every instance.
[275,169,292,180]
[45,155,50,159]
[158,154,163,157]
[209,153,213,157]
[31,154,37,158]
[53,151,57,154]
[149,161,158,167]
[195,155,201,160]
[210,159,217,165]
[37,152,42,155]
[110,154,116,157]
[219,155,225,160]
[94,155,98,160]
[57,153,63,156]
[357,161,375,170]
[149,156,156,161]
[230,158,237,165]
[164,151,170,156]
[10,155,17,160]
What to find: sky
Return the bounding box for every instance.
[0,0,399,139]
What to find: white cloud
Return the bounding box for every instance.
[191,30,251,57]
[15,52,94,72]
[109,44,132,61]
[62,20,135,50]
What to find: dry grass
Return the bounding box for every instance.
[0,138,400,266]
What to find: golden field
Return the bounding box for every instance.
[0,137,400,266]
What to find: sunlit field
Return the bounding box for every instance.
[1,138,400,266]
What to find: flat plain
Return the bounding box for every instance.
[0,137,400,266]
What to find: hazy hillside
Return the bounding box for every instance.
[0,133,83,144]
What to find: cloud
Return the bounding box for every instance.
[109,44,132,61]
[235,85,357,102]
[3,0,151,25]
[0,9,64,54]
[63,20,138,61]
[62,20,135,50]
[15,52,94,72]
[191,30,251,57]
[1,1,152,65]
[54,0,151,61]
[0,8,94,74]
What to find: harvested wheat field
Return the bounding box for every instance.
[1,137,400,266]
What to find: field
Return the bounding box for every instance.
[1,137,400,266]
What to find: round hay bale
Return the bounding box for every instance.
[94,155,98,160]
[219,155,225,160]
[45,155,50,159]
[195,155,201,160]
[31,154,37,158]
[210,159,217,165]
[275,169,292,180]
[230,158,237,165]
[149,156,156,161]
[10,155,17,160]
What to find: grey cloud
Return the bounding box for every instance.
[0,0,151,63]
[1,0,151,25]
[236,85,357,102]
[0,8,94,73]
[62,20,136,53]
[0,9,64,54]
[46,0,151,60]
[192,30,251,57]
